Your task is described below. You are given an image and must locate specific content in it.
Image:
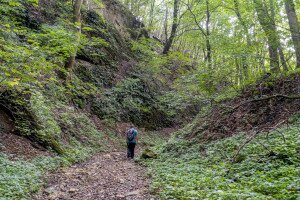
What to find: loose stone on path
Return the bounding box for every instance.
[35,152,154,200]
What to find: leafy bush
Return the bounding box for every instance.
[56,109,103,147]
[29,25,79,64]
[30,91,62,141]
[93,78,152,120]
[92,77,172,129]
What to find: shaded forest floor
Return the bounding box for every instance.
[34,150,155,200]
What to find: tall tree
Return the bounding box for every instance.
[233,0,250,79]
[269,0,288,71]
[148,0,156,28]
[253,0,280,72]
[163,0,180,54]
[205,0,212,69]
[162,0,169,42]
[65,0,83,76]
[284,0,300,68]
[186,0,213,69]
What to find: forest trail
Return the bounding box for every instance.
[34,151,154,200]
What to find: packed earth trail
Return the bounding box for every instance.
[34,151,155,200]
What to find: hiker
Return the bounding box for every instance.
[126,126,138,159]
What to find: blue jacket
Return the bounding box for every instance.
[127,128,138,144]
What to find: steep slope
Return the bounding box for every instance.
[0,0,150,155]
[0,0,155,198]
[144,74,300,199]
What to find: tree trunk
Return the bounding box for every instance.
[205,0,212,69]
[233,0,249,79]
[205,37,212,69]
[253,0,280,72]
[148,0,155,28]
[163,0,179,54]
[235,59,242,85]
[284,0,300,68]
[279,45,289,71]
[163,0,169,42]
[65,0,83,76]
[73,0,83,27]
[269,0,288,71]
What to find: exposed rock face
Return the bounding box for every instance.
[141,148,158,159]
[100,0,148,39]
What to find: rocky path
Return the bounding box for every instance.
[35,151,155,200]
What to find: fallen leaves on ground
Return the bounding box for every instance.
[34,151,155,200]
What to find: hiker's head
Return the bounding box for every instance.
[130,125,134,129]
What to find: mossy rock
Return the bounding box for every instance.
[141,148,157,159]
[233,154,246,163]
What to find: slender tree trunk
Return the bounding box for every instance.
[284,0,300,68]
[253,0,280,72]
[65,0,83,77]
[148,0,155,28]
[235,59,242,85]
[73,0,83,27]
[233,0,249,79]
[269,0,288,71]
[279,45,289,71]
[260,49,267,73]
[205,0,212,69]
[205,37,212,69]
[163,0,169,42]
[163,0,179,54]
[202,48,206,62]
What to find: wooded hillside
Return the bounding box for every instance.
[0,0,299,199]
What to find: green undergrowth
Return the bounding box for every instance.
[0,145,96,199]
[0,86,109,199]
[114,130,168,152]
[138,131,168,148]
[144,118,300,199]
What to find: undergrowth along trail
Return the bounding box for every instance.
[144,117,300,199]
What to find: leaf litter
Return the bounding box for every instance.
[34,151,155,200]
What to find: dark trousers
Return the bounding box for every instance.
[127,143,136,159]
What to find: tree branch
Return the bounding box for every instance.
[225,94,300,114]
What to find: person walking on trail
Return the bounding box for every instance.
[126,126,138,159]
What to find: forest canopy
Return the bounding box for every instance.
[121,0,300,87]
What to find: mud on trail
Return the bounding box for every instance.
[34,151,155,200]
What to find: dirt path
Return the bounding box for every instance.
[35,151,155,200]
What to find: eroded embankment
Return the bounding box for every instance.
[191,74,300,140]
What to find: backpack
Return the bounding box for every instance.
[126,129,135,142]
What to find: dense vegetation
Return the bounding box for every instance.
[143,115,300,199]
[0,0,300,199]
[0,0,134,197]
[127,0,300,199]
